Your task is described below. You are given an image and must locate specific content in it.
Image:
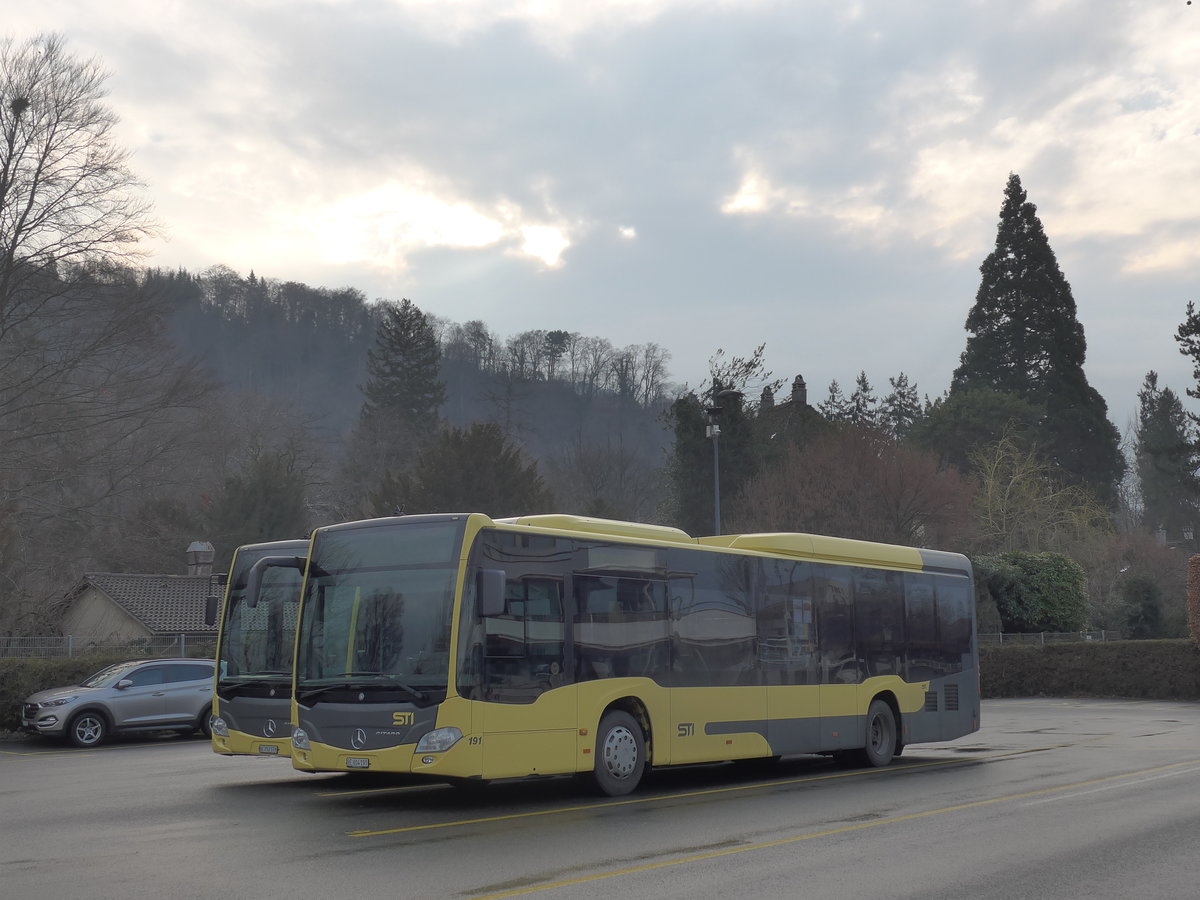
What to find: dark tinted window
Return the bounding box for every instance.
[855,568,905,678]
[668,548,758,687]
[815,565,858,684]
[124,667,166,687]
[575,575,669,680]
[936,575,973,673]
[168,663,214,683]
[760,559,816,684]
[463,530,574,704]
[904,573,941,680]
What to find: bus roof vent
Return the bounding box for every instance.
[499,515,693,544]
[708,533,923,570]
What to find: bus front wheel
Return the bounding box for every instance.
[592,710,645,796]
[862,699,897,767]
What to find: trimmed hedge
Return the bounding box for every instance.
[981,640,1200,700]
[0,654,180,733]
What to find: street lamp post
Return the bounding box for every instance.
[705,388,743,535]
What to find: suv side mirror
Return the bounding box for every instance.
[115,679,133,690]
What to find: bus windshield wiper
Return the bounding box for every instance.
[297,673,427,702]
[219,675,290,688]
[338,672,427,700]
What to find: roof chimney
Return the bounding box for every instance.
[791,375,807,408]
[186,541,215,576]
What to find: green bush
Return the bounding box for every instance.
[975,551,1088,632]
[1119,574,1165,639]
[981,640,1200,700]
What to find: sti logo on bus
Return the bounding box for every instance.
[392,712,415,726]
[677,723,695,737]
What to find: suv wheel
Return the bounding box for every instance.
[67,711,108,748]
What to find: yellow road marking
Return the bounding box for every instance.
[466,757,1200,899]
[344,741,1093,837]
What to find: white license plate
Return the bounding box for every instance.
[257,744,279,755]
[346,757,371,769]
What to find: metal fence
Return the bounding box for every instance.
[0,635,215,659]
[978,631,1125,644]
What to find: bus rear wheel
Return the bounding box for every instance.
[861,699,897,767]
[592,710,645,796]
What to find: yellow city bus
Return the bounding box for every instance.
[254,513,977,795]
[210,539,308,758]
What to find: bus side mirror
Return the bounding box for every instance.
[478,569,506,617]
[246,555,305,608]
[204,573,227,627]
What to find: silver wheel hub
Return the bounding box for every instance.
[602,725,638,779]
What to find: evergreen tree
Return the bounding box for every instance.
[361,298,446,431]
[847,371,881,429]
[369,423,553,518]
[951,173,1123,502]
[340,298,446,515]
[662,351,762,537]
[1173,301,1200,416]
[881,373,923,439]
[206,452,309,558]
[818,380,849,420]
[912,387,1043,475]
[1135,371,1200,537]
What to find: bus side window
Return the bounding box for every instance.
[814,564,858,684]
[667,548,758,687]
[483,576,565,703]
[904,573,940,680]
[855,568,904,678]
[935,576,973,674]
[760,560,815,685]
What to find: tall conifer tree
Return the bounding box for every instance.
[360,298,446,430]
[951,173,1123,503]
[340,298,446,515]
[1135,371,1200,537]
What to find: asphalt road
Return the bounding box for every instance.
[2,698,1198,899]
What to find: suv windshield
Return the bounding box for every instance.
[295,520,464,694]
[80,661,142,688]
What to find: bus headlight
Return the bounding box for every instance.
[210,716,229,737]
[415,727,462,753]
[292,727,311,751]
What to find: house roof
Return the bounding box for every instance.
[75,573,220,635]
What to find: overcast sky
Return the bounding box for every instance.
[10,1,1200,428]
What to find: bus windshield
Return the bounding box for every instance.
[219,549,304,681]
[295,519,464,693]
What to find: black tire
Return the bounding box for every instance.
[67,710,108,748]
[861,699,897,768]
[592,710,646,796]
[198,706,212,738]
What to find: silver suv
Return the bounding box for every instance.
[21,658,215,748]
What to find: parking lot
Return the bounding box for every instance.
[4,698,1200,900]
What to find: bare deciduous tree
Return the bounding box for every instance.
[970,431,1111,554]
[0,34,213,629]
[728,427,976,548]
